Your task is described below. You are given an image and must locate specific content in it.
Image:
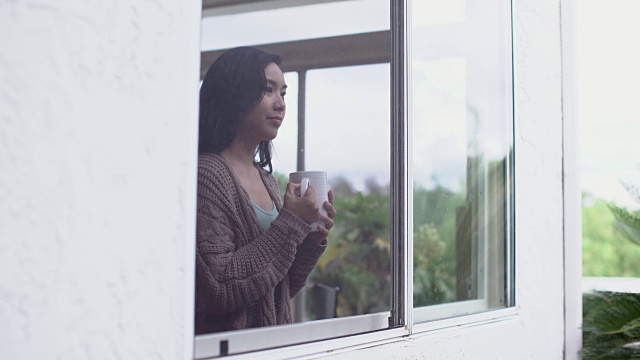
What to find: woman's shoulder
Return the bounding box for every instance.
[199,152,225,169]
[198,153,236,191]
[199,153,230,174]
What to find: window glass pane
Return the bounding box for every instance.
[305,64,391,318]
[413,0,465,26]
[411,0,513,320]
[196,1,392,355]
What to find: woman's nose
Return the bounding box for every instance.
[274,97,285,111]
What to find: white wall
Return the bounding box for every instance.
[0,1,201,359]
[0,0,570,359]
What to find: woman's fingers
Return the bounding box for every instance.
[283,182,321,224]
[315,226,329,237]
[324,189,336,220]
[318,213,334,231]
[303,184,315,199]
[286,182,298,196]
[323,201,337,219]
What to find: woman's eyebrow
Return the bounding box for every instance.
[266,79,287,89]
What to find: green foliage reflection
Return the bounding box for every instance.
[413,185,463,307]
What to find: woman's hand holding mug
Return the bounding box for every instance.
[288,171,330,231]
[283,182,320,225]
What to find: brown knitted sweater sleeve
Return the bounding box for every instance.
[195,155,313,316]
[288,239,327,297]
[260,170,328,298]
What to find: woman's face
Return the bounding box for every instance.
[236,62,287,144]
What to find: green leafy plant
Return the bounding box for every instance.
[582,193,640,277]
[311,190,392,316]
[309,178,463,317]
[583,180,640,359]
[583,291,640,359]
[609,181,640,249]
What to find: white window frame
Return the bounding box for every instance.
[194,1,517,358]
[410,0,516,330]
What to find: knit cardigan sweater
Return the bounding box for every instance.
[195,154,326,334]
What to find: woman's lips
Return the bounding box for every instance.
[267,116,283,126]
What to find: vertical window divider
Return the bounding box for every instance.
[296,70,307,171]
[506,0,517,310]
[495,0,516,312]
[405,0,414,334]
[390,0,412,332]
[293,69,306,323]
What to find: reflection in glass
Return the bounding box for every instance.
[412,0,513,320]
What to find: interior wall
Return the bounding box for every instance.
[0,1,201,359]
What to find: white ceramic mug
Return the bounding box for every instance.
[289,171,329,231]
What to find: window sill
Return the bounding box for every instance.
[195,307,518,359]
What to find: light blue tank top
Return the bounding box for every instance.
[251,200,279,231]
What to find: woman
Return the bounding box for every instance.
[195,46,336,334]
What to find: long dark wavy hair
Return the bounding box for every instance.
[198,46,283,173]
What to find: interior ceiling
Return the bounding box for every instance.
[200,30,390,79]
[202,0,351,16]
[200,0,390,78]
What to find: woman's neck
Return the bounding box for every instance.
[220,138,259,170]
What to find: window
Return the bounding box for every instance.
[411,0,515,323]
[196,1,514,358]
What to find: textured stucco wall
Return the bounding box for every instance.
[0,1,201,359]
[320,0,567,358]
